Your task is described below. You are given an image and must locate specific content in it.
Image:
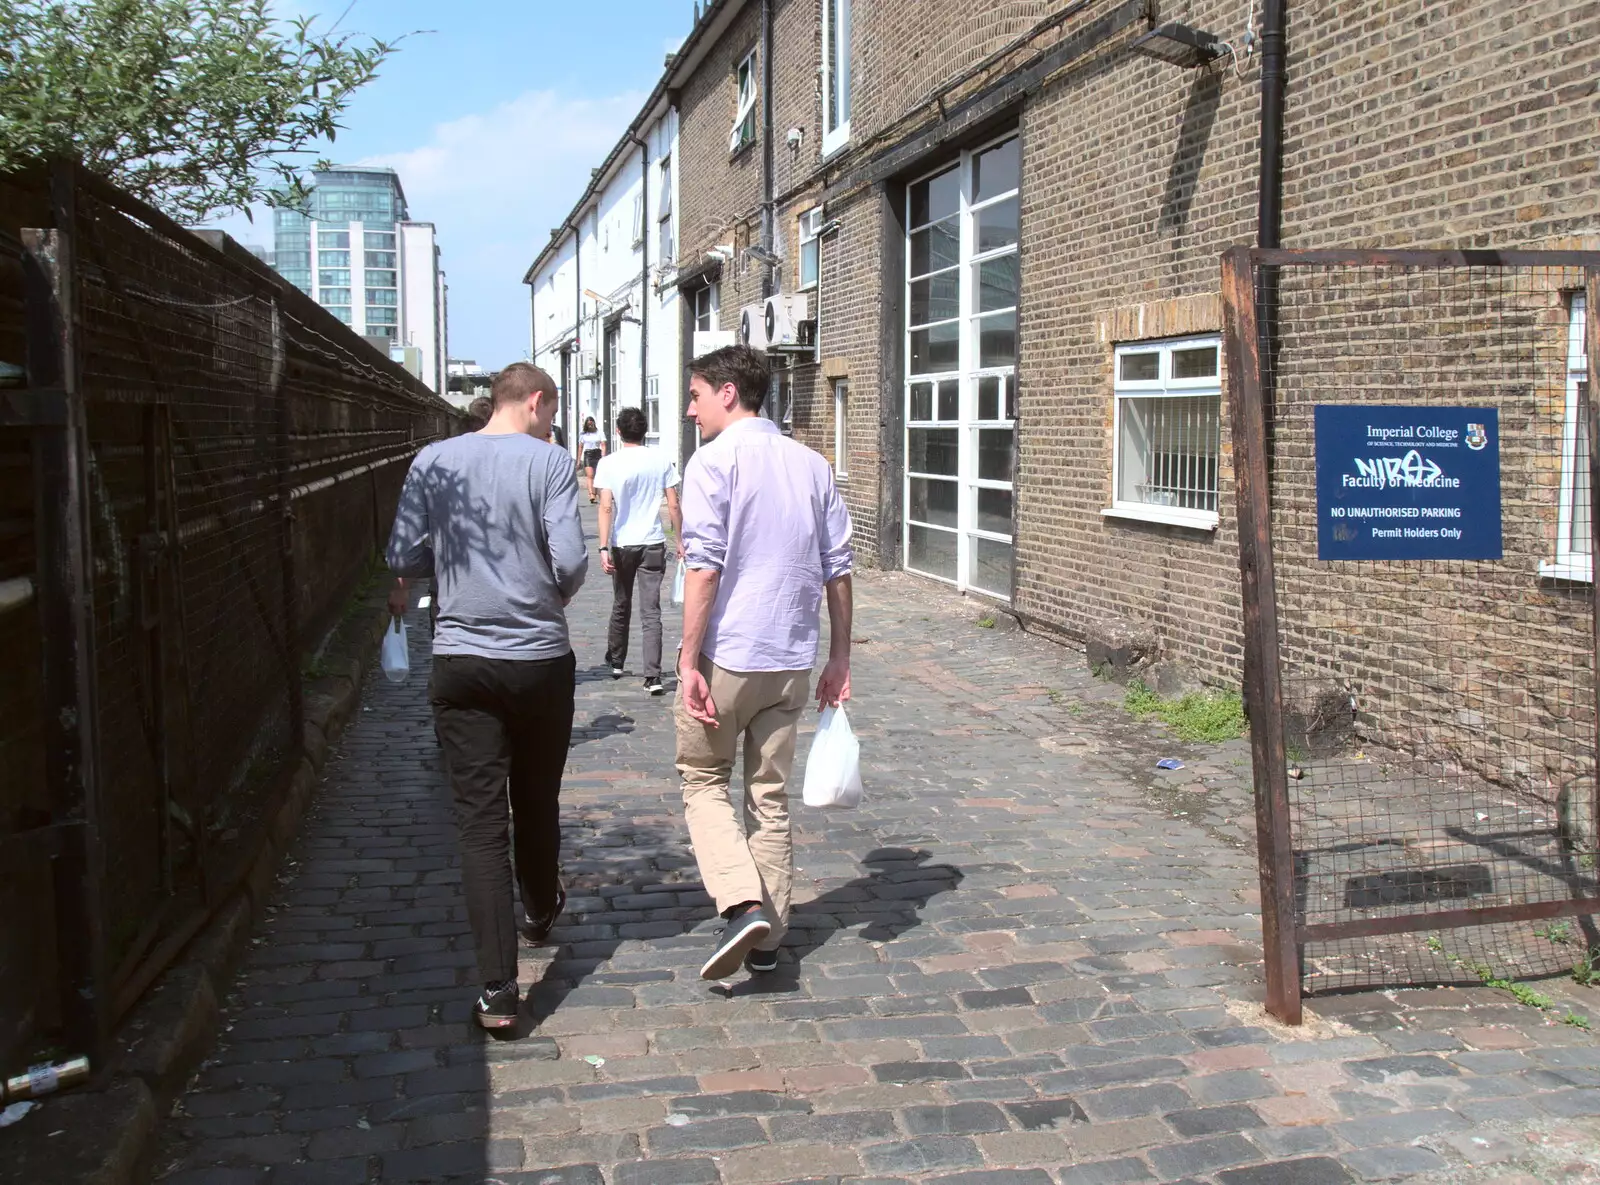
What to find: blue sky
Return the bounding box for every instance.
[205,1,694,368]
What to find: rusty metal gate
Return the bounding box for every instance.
[1222,246,1600,1023]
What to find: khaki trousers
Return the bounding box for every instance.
[675,659,810,949]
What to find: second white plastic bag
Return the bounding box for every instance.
[670,561,686,606]
[801,705,863,808]
[380,617,410,683]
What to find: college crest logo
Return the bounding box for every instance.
[1465,422,1488,451]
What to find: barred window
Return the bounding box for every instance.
[1108,336,1222,530]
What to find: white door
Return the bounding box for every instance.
[904,133,1019,598]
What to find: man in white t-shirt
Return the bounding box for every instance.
[595,407,682,695]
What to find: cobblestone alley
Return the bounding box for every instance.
[160,509,1600,1185]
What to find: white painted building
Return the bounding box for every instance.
[525,95,684,465]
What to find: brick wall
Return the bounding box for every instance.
[670,0,1600,773]
[1016,0,1259,682]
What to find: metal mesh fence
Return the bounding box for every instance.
[1255,258,1599,994]
[0,163,452,1065]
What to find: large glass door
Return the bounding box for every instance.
[904,134,1018,598]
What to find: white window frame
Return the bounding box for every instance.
[646,374,662,445]
[798,208,821,290]
[903,131,1019,602]
[1544,293,1592,582]
[821,0,852,157]
[731,49,758,153]
[834,379,849,479]
[657,155,674,265]
[1105,335,1222,532]
[693,283,719,333]
[632,193,645,248]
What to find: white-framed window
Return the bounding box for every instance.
[693,283,718,333]
[771,368,793,434]
[646,375,661,445]
[731,49,758,153]
[1106,335,1222,531]
[834,379,849,478]
[822,0,852,157]
[657,155,674,264]
[904,132,1018,600]
[632,193,645,248]
[798,208,821,290]
[1545,293,1592,582]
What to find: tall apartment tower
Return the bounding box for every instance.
[272,165,448,393]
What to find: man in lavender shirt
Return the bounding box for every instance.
[676,345,854,980]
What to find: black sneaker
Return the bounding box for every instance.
[644,676,666,696]
[473,980,519,1029]
[519,880,566,946]
[611,665,625,679]
[700,907,773,980]
[744,947,779,974]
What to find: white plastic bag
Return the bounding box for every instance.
[380,617,410,683]
[670,560,686,606]
[802,705,863,808]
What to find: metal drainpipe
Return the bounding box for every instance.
[759,0,775,302]
[634,134,650,427]
[1257,0,1286,248]
[573,219,582,447]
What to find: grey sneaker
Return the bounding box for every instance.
[700,908,773,980]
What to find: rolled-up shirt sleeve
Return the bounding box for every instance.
[386,452,434,578]
[681,452,730,573]
[818,467,854,582]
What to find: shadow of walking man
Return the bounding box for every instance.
[717,847,965,997]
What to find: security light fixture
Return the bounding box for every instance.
[1129,22,1226,68]
[743,244,783,268]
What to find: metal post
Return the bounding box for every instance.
[1222,246,1301,1024]
[272,299,303,753]
[1586,269,1600,852]
[23,164,109,1061]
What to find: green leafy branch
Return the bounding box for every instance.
[0,0,409,223]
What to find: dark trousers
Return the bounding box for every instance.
[605,543,666,677]
[430,651,575,983]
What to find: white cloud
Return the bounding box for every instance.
[359,88,645,368]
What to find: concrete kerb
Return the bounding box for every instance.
[0,593,396,1185]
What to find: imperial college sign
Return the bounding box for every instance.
[1314,405,1503,562]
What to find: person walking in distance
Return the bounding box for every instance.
[595,406,682,694]
[676,345,854,980]
[579,416,605,503]
[386,362,588,1029]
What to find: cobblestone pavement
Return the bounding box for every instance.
[161,507,1600,1185]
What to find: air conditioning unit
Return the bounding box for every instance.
[692,329,736,357]
[579,348,598,376]
[738,303,769,349]
[764,293,812,349]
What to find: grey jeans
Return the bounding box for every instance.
[605,543,666,677]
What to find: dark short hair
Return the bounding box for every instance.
[491,362,556,407]
[616,407,648,443]
[462,395,493,431]
[690,344,768,413]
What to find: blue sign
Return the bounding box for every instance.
[1315,405,1502,561]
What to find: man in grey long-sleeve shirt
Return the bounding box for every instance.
[386,361,587,1030]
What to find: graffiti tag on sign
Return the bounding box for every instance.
[1314,405,1502,561]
